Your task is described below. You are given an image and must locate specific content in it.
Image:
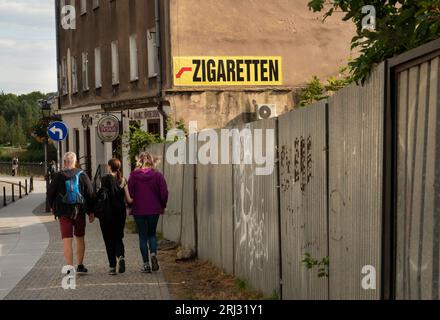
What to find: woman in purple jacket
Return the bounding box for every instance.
[128,152,168,273]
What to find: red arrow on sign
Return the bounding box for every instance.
[176,67,192,79]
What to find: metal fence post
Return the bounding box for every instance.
[3,186,6,207]
[25,179,28,195]
[19,181,22,199]
[30,176,34,193]
[11,184,15,202]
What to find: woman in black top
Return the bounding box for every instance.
[98,158,133,275]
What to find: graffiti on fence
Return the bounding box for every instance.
[235,135,269,271]
[280,135,313,193]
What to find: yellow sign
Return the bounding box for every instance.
[173,56,283,86]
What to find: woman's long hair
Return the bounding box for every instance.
[108,158,123,185]
[136,152,159,170]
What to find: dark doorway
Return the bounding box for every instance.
[74,129,80,163]
[66,132,70,153]
[85,127,92,178]
[148,119,161,137]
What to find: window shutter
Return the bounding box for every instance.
[111,41,119,85]
[147,29,158,78]
[72,57,78,93]
[129,34,139,81]
[82,52,89,91]
[94,47,102,88]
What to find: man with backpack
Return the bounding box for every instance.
[47,152,95,274]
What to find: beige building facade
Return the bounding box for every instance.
[55,0,354,176]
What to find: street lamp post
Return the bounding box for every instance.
[39,99,52,213]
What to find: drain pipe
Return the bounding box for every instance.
[154,0,168,137]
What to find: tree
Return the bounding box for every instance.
[308,0,440,83]
[126,123,162,169]
[11,116,26,147]
[0,115,9,145]
[0,91,52,161]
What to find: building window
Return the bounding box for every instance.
[129,34,138,81]
[94,47,102,88]
[111,41,119,85]
[147,29,159,78]
[72,56,78,93]
[93,0,99,9]
[61,57,68,95]
[82,52,89,91]
[80,0,87,15]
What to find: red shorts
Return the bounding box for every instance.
[59,213,86,239]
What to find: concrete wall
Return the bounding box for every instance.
[168,0,354,89]
[166,89,296,130]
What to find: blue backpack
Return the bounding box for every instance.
[62,170,85,206]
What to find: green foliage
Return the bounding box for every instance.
[0,147,24,161]
[174,119,188,136]
[235,278,249,291]
[308,0,440,83]
[166,118,189,141]
[0,91,48,146]
[0,116,10,145]
[0,144,57,162]
[0,91,59,162]
[302,253,330,278]
[270,290,280,300]
[298,76,326,107]
[125,123,163,167]
[298,67,352,106]
[156,232,164,241]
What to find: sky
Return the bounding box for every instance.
[0,0,57,95]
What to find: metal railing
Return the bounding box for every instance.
[0,177,33,208]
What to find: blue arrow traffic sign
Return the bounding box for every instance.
[47,122,69,142]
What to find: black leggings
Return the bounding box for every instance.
[99,219,125,268]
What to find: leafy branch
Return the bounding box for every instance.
[302,253,330,278]
[308,0,440,83]
[298,66,352,107]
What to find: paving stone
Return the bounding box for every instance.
[1,176,171,300]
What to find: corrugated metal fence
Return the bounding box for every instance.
[278,101,329,300]
[233,119,280,297]
[393,43,440,300]
[144,62,386,299]
[328,63,385,300]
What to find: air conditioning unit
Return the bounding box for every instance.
[257,104,277,120]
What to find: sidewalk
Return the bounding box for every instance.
[0,177,49,299]
[0,176,171,300]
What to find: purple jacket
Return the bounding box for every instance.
[128,168,169,216]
